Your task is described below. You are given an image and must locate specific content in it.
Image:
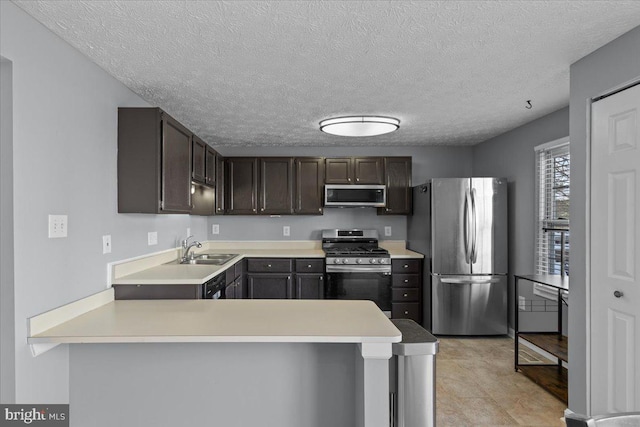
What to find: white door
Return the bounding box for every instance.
[591,82,640,413]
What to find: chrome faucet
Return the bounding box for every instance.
[181,235,202,262]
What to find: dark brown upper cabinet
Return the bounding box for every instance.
[354,157,385,184]
[226,158,259,214]
[205,146,216,186]
[118,108,192,214]
[379,157,412,215]
[325,158,353,184]
[260,158,294,214]
[191,182,215,216]
[294,157,325,215]
[192,136,207,184]
[215,154,225,214]
[325,157,384,185]
[193,137,217,187]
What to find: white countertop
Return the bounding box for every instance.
[111,243,423,286]
[28,299,402,345]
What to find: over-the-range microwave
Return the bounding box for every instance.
[324,184,386,207]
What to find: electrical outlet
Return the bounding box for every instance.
[283,226,290,237]
[519,296,526,311]
[102,235,112,254]
[212,224,220,235]
[148,231,158,246]
[48,215,68,238]
[384,226,392,237]
[186,227,191,237]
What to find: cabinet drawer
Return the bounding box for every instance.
[392,302,421,322]
[392,288,419,302]
[295,259,324,273]
[392,274,420,288]
[392,259,421,273]
[247,258,292,273]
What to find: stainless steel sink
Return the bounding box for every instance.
[179,253,238,265]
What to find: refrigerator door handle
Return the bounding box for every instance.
[471,187,478,263]
[440,277,501,284]
[463,189,471,264]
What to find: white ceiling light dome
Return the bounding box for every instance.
[319,116,400,137]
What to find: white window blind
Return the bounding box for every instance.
[535,138,570,280]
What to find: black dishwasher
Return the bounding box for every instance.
[202,273,227,299]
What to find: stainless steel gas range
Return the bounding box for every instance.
[322,229,392,315]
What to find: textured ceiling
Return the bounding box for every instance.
[13,1,640,147]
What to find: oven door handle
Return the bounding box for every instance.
[326,265,392,274]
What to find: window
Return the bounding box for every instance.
[535,137,570,277]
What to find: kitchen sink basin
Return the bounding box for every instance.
[179,253,238,265]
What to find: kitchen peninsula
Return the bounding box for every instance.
[28,297,400,427]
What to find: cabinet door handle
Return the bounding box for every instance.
[260,208,264,212]
[267,264,272,268]
[404,279,409,283]
[614,290,624,298]
[356,178,360,182]
[307,264,312,268]
[403,293,408,297]
[318,208,322,212]
[348,178,351,182]
[319,276,323,281]
[253,208,256,212]
[404,264,409,268]
[404,310,409,315]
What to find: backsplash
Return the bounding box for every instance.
[207,208,406,241]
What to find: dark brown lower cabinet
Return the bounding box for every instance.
[392,302,421,321]
[247,274,293,299]
[295,274,324,299]
[225,260,245,299]
[391,258,422,323]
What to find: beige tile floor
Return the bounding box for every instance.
[436,337,566,426]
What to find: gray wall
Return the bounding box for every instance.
[211,146,473,240]
[70,343,355,427]
[568,25,640,415]
[1,57,16,403]
[0,2,208,403]
[472,107,569,331]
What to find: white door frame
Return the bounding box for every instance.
[587,76,640,414]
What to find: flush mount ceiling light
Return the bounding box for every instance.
[319,116,400,137]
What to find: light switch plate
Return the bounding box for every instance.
[148,231,158,246]
[384,226,392,236]
[283,226,290,237]
[212,224,220,235]
[48,215,68,238]
[102,235,112,254]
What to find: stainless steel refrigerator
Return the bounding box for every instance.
[407,178,508,335]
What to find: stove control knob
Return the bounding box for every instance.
[342,259,348,264]
[333,259,340,264]
[356,259,362,264]
[369,259,375,264]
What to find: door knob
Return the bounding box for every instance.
[614,290,624,298]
